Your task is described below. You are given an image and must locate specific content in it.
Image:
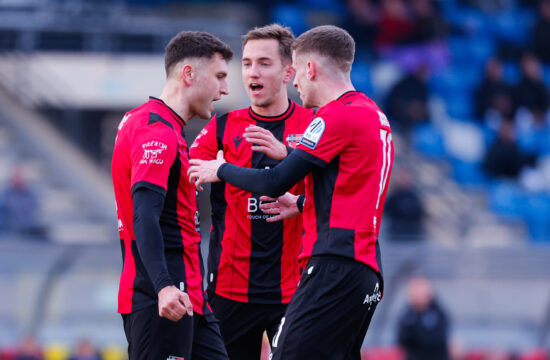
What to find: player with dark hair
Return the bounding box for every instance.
[189,24,313,360]
[188,25,394,359]
[111,30,232,360]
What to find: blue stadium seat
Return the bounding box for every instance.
[490,9,535,45]
[503,61,521,84]
[411,122,446,160]
[467,36,495,67]
[271,4,308,36]
[517,124,546,156]
[488,181,524,220]
[444,7,489,35]
[351,60,373,94]
[445,90,473,119]
[451,158,488,188]
[299,0,345,14]
[429,69,471,97]
[543,65,550,87]
[520,193,550,242]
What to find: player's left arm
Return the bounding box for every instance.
[188,149,318,197]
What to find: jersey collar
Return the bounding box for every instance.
[148,96,187,127]
[336,91,364,104]
[248,99,295,122]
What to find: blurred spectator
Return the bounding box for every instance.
[409,0,447,43]
[69,339,102,360]
[14,335,42,360]
[514,53,549,121]
[483,120,532,179]
[343,0,380,52]
[474,57,515,121]
[384,170,425,238]
[375,0,416,49]
[0,169,46,238]
[534,0,550,64]
[385,63,430,131]
[397,277,450,360]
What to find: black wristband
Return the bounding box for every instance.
[297,194,306,212]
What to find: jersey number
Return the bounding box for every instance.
[376,129,393,211]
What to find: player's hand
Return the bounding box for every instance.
[260,192,300,223]
[244,125,288,160]
[158,285,193,322]
[188,150,225,191]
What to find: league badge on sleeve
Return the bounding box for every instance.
[299,117,325,149]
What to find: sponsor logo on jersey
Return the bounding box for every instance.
[285,133,303,148]
[167,356,184,360]
[233,135,244,149]
[140,141,168,165]
[377,111,390,127]
[300,117,325,149]
[246,196,275,220]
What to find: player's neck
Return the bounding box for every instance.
[159,83,190,123]
[250,93,289,117]
[317,80,355,108]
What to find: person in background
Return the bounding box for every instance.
[69,339,102,360]
[474,57,514,122]
[397,276,450,360]
[384,169,425,239]
[1,168,46,239]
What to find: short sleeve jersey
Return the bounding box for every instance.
[294,91,394,274]
[112,97,207,315]
[190,101,313,304]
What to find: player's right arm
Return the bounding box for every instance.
[189,114,221,160]
[259,192,304,223]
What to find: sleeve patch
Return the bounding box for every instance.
[299,117,325,149]
[139,140,169,165]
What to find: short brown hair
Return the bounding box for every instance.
[242,24,295,65]
[165,31,233,76]
[292,25,355,73]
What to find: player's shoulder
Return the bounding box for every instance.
[292,102,315,118]
[225,107,249,121]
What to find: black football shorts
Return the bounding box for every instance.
[270,255,383,360]
[209,293,287,360]
[122,304,228,360]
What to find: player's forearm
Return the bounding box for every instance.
[133,188,173,294]
[217,151,315,198]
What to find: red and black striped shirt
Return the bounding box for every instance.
[190,100,313,304]
[295,91,394,273]
[112,97,208,315]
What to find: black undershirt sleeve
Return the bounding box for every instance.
[132,187,173,294]
[217,149,319,198]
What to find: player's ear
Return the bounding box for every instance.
[181,64,194,86]
[283,63,295,84]
[306,61,316,81]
